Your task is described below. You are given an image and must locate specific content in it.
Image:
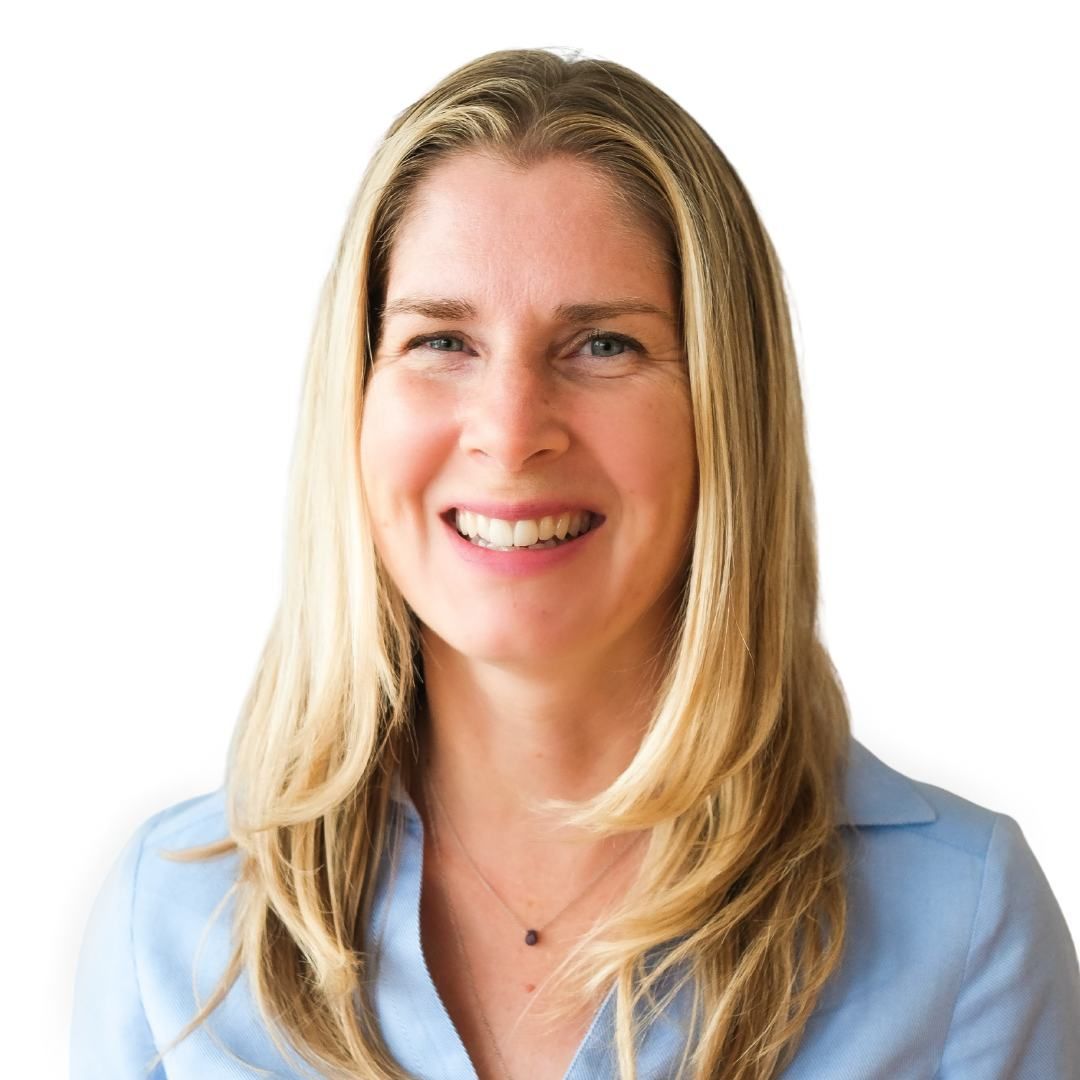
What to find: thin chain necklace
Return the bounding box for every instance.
[424,774,643,947]
[425,779,516,1080]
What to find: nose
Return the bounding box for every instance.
[457,353,570,472]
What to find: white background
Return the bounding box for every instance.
[2,2,1076,1074]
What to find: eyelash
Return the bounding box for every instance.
[405,329,644,358]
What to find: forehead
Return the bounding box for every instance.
[383,152,675,306]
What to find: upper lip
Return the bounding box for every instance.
[441,499,601,522]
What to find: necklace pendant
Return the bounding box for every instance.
[524,929,539,946]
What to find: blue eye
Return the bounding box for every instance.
[584,331,640,357]
[410,334,464,352]
[403,330,642,359]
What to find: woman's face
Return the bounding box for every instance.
[360,151,697,672]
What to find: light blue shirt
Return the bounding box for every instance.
[71,739,1080,1078]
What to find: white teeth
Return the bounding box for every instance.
[513,519,540,547]
[453,509,594,549]
[488,518,514,547]
[457,509,479,537]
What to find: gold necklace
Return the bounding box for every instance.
[425,782,516,1080]
[423,775,643,946]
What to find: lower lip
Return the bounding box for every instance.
[442,517,602,577]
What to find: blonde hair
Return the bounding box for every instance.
[159,47,852,1080]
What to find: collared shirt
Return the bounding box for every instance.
[71,739,1080,1078]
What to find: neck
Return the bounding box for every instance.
[410,629,666,844]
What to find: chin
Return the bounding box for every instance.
[421,622,590,670]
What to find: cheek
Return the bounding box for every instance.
[594,387,697,521]
[359,374,456,528]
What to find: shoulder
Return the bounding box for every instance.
[840,740,1076,958]
[119,789,239,941]
[137,787,231,851]
[109,787,239,986]
[77,787,233,956]
[838,736,1072,962]
[838,738,1010,934]
[842,735,988,838]
[91,787,233,910]
[73,789,254,1077]
[122,786,241,981]
[784,738,1080,1078]
[76,790,303,1076]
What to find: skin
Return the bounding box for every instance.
[359,151,697,1076]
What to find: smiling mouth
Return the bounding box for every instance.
[449,508,599,551]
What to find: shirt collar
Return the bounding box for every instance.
[840,737,938,826]
[388,736,938,829]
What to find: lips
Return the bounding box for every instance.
[441,498,601,522]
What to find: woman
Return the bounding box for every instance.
[71,48,1079,1080]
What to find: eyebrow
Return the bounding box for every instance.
[379,295,676,325]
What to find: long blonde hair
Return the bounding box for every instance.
[160,47,852,1080]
